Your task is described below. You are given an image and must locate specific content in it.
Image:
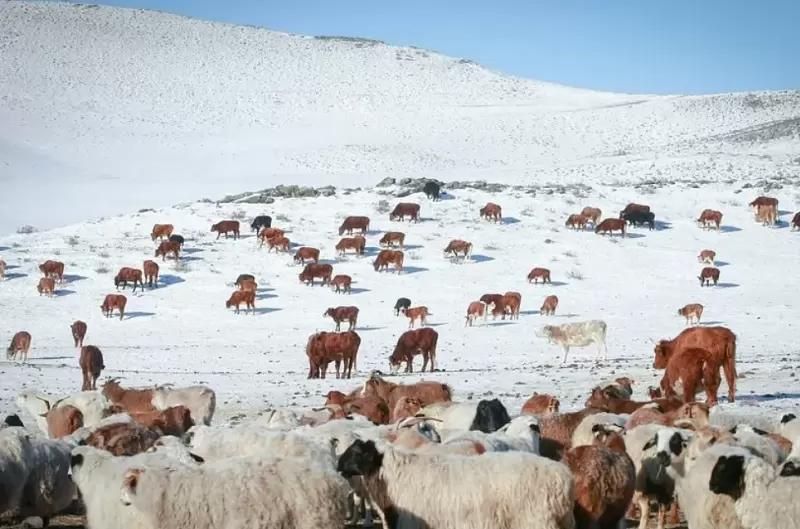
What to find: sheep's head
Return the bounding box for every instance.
[708,454,746,499]
[337,439,383,478]
[535,326,553,339]
[644,427,692,469]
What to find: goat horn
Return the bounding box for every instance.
[51,397,69,409]
[35,396,52,412]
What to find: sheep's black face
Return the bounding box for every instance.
[70,453,84,470]
[668,432,684,457]
[781,413,797,424]
[338,440,383,478]
[4,414,24,427]
[470,399,510,433]
[780,461,800,477]
[709,455,745,499]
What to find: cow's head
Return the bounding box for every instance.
[653,340,672,369]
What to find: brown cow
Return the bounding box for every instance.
[330,274,352,294]
[267,236,290,253]
[653,326,736,402]
[101,294,127,320]
[324,306,359,331]
[238,279,258,292]
[502,291,521,320]
[257,228,285,248]
[155,241,180,261]
[697,250,716,265]
[389,328,438,373]
[226,290,255,314]
[659,348,721,407]
[444,239,472,260]
[0,259,6,280]
[102,379,156,413]
[540,295,558,316]
[306,331,361,379]
[71,320,87,348]
[678,303,704,325]
[6,331,31,362]
[129,406,194,436]
[389,203,420,222]
[323,391,390,424]
[79,345,105,391]
[143,260,159,287]
[697,209,723,231]
[299,263,333,286]
[792,212,800,231]
[479,202,502,222]
[293,247,320,265]
[37,277,55,296]
[361,373,452,409]
[565,214,588,230]
[527,267,551,284]
[150,224,174,241]
[581,207,602,225]
[339,216,370,235]
[521,393,560,416]
[401,306,430,328]
[115,267,144,293]
[465,301,489,326]
[698,267,720,286]
[211,220,240,239]
[755,204,777,226]
[595,218,626,237]
[39,260,65,283]
[479,293,505,320]
[749,196,778,210]
[335,235,366,256]
[379,231,405,248]
[619,203,650,218]
[584,386,683,415]
[373,250,404,273]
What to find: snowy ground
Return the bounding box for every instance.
[2,183,799,427]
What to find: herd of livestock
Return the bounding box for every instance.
[2,186,800,529]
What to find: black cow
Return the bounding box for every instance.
[622,211,655,230]
[168,234,185,246]
[250,215,272,232]
[469,399,511,433]
[423,181,441,201]
[394,297,411,316]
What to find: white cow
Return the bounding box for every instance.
[536,320,607,363]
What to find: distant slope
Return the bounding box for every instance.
[1,1,798,233]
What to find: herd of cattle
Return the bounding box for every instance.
[1,189,800,528]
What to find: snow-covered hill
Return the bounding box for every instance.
[1,1,799,234]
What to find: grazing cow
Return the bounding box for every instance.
[379,232,405,248]
[444,239,472,260]
[619,203,650,218]
[389,203,420,222]
[622,210,655,229]
[7,331,31,362]
[658,347,721,407]
[0,259,6,280]
[267,236,290,253]
[71,320,87,348]
[257,228,285,248]
[502,291,521,320]
[168,234,185,247]
[595,218,626,237]
[653,326,737,402]
[306,331,361,379]
[324,306,359,331]
[697,249,716,265]
[755,203,778,226]
[479,202,502,222]
[79,345,105,391]
[677,303,704,325]
[521,393,560,416]
[39,260,65,282]
[479,294,506,320]
[235,274,255,287]
[536,320,608,363]
[791,212,800,231]
[527,267,551,284]
[226,290,255,314]
[540,295,558,316]
[749,196,778,210]
[299,263,333,286]
[114,267,144,293]
[373,250,404,273]
[697,209,723,231]
[401,306,430,328]
[211,220,240,239]
[581,207,602,225]
[698,267,720,286]
[465,301,490,326]
[394,297,411,316]
[154,241,180,261]
[339,216,370,235]
[335,235,366,256]
[330,274,352,294]
[37,276,55,296]
[150,224,174,241]
[423,181,441,201]
[101,294,127,320]
[250,215,272,232]
[389,328,438,373]
[293,247,319,264]
[565,214,588,230]
[237,279,257,292]
[143,260,159,288]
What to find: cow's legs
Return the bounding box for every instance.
[562,346,570,364]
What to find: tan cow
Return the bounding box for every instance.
[37,277,55,297]
[150,224,174,241]
[527,267,551,284]
[678,303,704,325]
[465,301,490,326]
[581,207,602,225]
[697,250,716,265]
[756,204,777,226]
[401,306,430,329]
[540,295,558,316]
[565,214,588,230]
[7,331,32,362]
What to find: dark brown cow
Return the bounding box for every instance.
[7,331,31,362]
[653,326,737,402]
[339,216,370,235]
[226,290,255,314]
[791,212,800,231]
[293,247,320,265]
[155,241,180,261]
[267,236,290,253]
[306,331,361,379]
[479,293,505,320]
[258,228,285,248]
[79,345,105,391]
[540,295,558,316]
[527,267,551,284]
[39,260,65,283]
[502,291,521,320]
[150,224,174,241]
[479,202,502,222]
[101,294,127,320]
[299,263,333,286]
[335,235,366,256]
[444,239,472,260]
[373,250,404,273]
[581,207,602,225]
[565,214,588,230]
[749,196,778,210]
[389,328,438,373]
[324,306,359,331]
[211,220,240,239]
[237,279,257,292]
[595,218,626,237]
[659,348,721,407]
[114,267,144,293]
[697,250,716,265]
[379,232,405,248]
[619,203,650,218]
[697,209,723,231]
[389,203,420,222]
[71,320,87,348]
[698,267,720,286]
[330,274,352,294]
[37,277,55,297]
[143,260,159,287]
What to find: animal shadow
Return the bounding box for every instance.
[623,232,646,239]
[654,221,672,230]
[63,274,87,283]
[700,321,726,326]
[181,256,204,262]
[502,217,521,225]
[0,246,9,251]
[256,292,277,300]
[182,248,203,254]
[349,288,371,294]
[32,356,73,361]
[54,289,76,297]
[3,273,27,280]
[547,281,568,287]
[354,326,386,332]
[125,311,156,319]
[489,321,516,327]
[719,226,742,233]
[468,254,494,264]
[714,283,739,288]
[252,307,282,315]
[403,244,423,251]
[519,310,539,316]
[402,266,428,275]
[159,274,185,286]
[714,261,730,267]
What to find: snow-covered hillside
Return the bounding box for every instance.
[1,1,799,233]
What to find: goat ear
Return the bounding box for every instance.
[120,468,143,505]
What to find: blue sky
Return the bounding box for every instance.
[65,0,798,94]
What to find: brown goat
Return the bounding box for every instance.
[520,393,560,416]
[537,408,602,461]
[39,401,84,438]
[83,422,160,456]
[584,387,684,415]
[361,375,452,410]
[390,396,424,423]
[79,345,105,391]
[625,401,710,430]
[323,391,390,424]
[130,405,194,436]
[101,379,156,413]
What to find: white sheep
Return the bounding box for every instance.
[419,398,510,438]
[151,385,216,426]
[729,424,784,466]
[17,389,112,435]
[708,406,775,433]
[119,456,350,529]
[778,412,800,442]
[0,427,32,515]
[17,437,75,524]
[337,439,576,529]
[572,412,627,447]
[185,425,335,464]
[444,415,541,453]
[146,436,205,465]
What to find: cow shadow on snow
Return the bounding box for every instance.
[402,266,428,275]
[63,274,87,283]
[125,311,156,319]
[348,287,371,295]
[467,254,494,264]
[719,225,742,233]
[182,248,204,254]
[180,256,204,263]
[54,289,76,297]
[714,261,730,267]
[3,272,27,280]
[0,246,9,251]
[32,356,73,361]
[402,244,424,251]
[159,275,185,287]
[502,217,521,225]
[256,292,277,300]
[354,326,386,332]
[546,281,568,287]
[735,393,800,403]
[251,307,281,315]
[622,232,646,239]
[654,220,672,230]
[489,321,517,327]
[714,283,739,289]
[700,321,726,326]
